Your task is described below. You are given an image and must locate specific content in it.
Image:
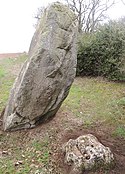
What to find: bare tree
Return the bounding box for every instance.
[34,6,45,20]
[65,0,115,33]
[34,6,45,28]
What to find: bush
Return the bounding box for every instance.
[77,20,125,81]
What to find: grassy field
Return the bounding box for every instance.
[63,77,125,133]
[0,55,27,112]
[0,55,125,174]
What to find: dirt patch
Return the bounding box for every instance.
[1,109,125,174]
[0,53,25,59]
[57,124,125,174]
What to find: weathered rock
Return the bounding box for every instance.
[3,2,77,131]
[63,134,114,174]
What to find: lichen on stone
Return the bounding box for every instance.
[63,134,114,174]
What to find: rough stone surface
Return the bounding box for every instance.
[3,2,77,131]
[63,134,114,174]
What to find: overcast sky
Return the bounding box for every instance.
[0,0,125,53]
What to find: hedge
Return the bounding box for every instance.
[77,20,125,81]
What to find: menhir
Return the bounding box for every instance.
[3,2,77,131]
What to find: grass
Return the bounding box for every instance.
[0,55,51,173]
[0,54,27,66]
[0,55,125,173]
[0,55,27,112]
[113,126,125,138]
[0,78,14,111]
[0,66,6,78]
[1,55,124,127]
[0,137,50,174]
[62,77,125,127]
[0,56,125,127]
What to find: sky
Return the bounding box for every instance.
[0,0,125,53]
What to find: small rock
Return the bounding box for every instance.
[63,134,114,174]
[30,163,36,168]
[2,151,8,155]
[15,161,23,166]
[21,154,25,158]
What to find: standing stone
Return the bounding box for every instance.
[3,2,77,131]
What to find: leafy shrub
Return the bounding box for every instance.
[77,20,125,81]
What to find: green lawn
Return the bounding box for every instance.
[0,55,125,133]
[63,77,125,128]
[0,55,125,173]
[0,55,27,112]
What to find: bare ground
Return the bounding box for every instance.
[0,53,25,59]
[1,109,125,174]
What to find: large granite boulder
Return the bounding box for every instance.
[63,134,114,174]
[3,2,77,131]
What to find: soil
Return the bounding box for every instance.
[1,109,125,174]
[0,53,24,59]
